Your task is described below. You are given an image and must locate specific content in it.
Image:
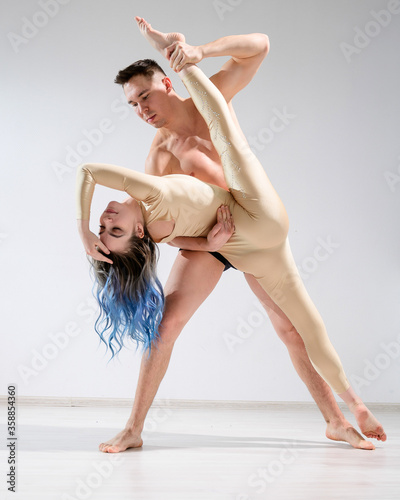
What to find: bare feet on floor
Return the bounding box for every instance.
[326,419,375,450]
[135,16,185,56]
[351,402,387,442]
[99,429,143,453]
[99,413,384,453]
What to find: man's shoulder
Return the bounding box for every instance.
[146,133,175,176]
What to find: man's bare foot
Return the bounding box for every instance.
[326,419,375,450]
[99,428,143,453]
[135,16,185,57]
[350,403,387,442]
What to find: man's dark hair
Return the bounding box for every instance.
[114,59,166,86]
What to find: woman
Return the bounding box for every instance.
[77,62,374,414]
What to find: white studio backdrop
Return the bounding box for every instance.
[1,0,399,403]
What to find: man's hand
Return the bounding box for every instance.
[167,205,234,252]
[78,226,113,264]
[206,205,235,252]
[166,41,203,72]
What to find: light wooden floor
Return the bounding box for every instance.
[0,403,399,500]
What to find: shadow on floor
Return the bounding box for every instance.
[0,423,351,452]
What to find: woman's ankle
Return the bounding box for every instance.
[179,63,197,77]
[338,385,364,410]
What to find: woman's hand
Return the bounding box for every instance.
[165,42,203,72]
[77,223,113,264]
[206,205,235,252]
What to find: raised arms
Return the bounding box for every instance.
[135,17,269,104]
[166,32,270,103]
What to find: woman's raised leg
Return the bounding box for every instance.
[178,65,288,233]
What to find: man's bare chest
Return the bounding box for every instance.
[165,133,227,188]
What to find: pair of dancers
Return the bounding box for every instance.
[76,18,386,451]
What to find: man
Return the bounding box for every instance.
[98,18,385,452]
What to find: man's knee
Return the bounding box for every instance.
[157,309,187,346]
[277,325,305,352]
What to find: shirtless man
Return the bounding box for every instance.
[98,18,386,452]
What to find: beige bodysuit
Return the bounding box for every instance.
[76,65,350,394]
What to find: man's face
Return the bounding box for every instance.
[123,73,172,129]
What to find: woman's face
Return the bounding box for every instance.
[99,198,144,252]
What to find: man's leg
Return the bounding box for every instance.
[99,250,225,453]
[244,273,376,450]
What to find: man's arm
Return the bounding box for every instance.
[167,236,209,250]
[168,205,235,252]
[167,33,270,103]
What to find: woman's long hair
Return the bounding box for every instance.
[90,228,164,359]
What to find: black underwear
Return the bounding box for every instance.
[208,251,236,272]
[178,249,236,272]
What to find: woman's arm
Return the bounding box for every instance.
[76,162,163,220]
[76,162,164,263]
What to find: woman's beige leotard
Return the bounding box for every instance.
[76,66,350,394]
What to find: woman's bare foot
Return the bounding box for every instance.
[350,403,387,441]
[326,419,375,450]
[135,16,185,57]
[99,428,143,453]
